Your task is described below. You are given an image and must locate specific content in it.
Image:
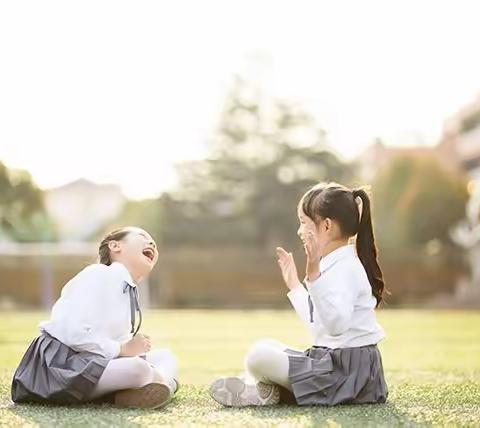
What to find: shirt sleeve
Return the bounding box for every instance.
[50,264,122,359]
[306,267,357,336]
[287,284,314,330]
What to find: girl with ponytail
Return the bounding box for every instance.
[210,182,388,407]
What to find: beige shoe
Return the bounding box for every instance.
[209,377,280,407]
[114,382,173,409]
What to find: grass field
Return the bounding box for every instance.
[1,309,479,427]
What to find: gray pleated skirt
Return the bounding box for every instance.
[11,333,109,404]
[286,344,388,406]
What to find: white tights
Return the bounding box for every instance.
[89,348,178,399]
[244,339,299,391]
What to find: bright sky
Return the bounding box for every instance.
[1,0,480,199]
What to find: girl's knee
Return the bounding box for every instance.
[248,338,285,356]
[246,341,276,372]
[147,348,179,377]
[149,348,177,365]
[128,357,154,387]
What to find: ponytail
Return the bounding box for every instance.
[352,188,385,307]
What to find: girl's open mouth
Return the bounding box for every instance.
[142,248,155,262]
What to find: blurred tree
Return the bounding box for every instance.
[373,155,469,248]
[162,76,355,250]
[0,161,56,241]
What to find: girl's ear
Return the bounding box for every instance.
[108,240,121,253]
[324,217,332,232]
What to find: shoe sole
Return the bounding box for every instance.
[209,377,246,407]
[209,377,280,407]
[114,383,172,409]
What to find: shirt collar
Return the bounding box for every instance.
[111,261,137,287]
[319,244,356,274]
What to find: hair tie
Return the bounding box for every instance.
[355,195,363,222]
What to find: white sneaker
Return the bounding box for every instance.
[209,377,280,407]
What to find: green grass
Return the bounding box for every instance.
[1,309,479,427]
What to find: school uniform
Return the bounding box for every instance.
[11,262,145,404]
[286,244,388,406]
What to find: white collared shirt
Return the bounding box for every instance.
[39,262,137,359]
[287,244,385,348]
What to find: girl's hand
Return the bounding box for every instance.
[120,333,151,357]
[303,218,322,281]
[276,247,302,290]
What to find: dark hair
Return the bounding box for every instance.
[98,227,132,265]
[300,182,386,307]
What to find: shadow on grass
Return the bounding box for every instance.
[0,383,445,427]
[201,385,422,426]
[4,395,421,428]
[6,402,148,427]
[212,401,422,427]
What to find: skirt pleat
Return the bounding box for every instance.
[11,333,109,404]
[286,344,388,406]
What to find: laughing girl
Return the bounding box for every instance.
[12,227,179,409]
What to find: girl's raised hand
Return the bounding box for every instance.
[276,247,302,290]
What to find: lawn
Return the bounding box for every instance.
[0,309,479,427]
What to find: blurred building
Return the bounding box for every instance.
[45,179,126,241]
[439,93,480,181]
[357,138,451,181]
[0,180,162,310]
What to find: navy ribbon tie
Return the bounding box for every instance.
[123,281,142,336]
[308,294,314,323]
